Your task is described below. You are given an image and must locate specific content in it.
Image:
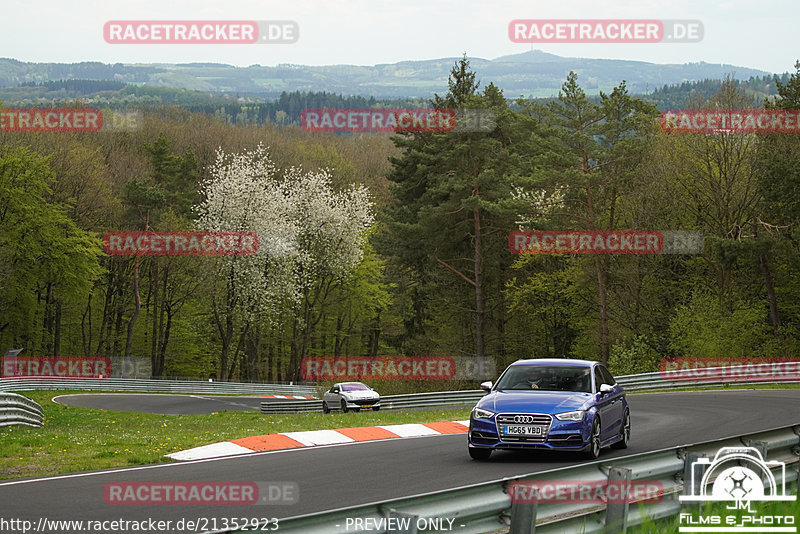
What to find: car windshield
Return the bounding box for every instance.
[341,383,369,391]
[495,365,592,392]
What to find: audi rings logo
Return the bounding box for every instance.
[513,415,536,424]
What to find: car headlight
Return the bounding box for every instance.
[555,410,584,421]
[471,407,495,420]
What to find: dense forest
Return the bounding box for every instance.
[0,74,789,126]
[1,59,798,384]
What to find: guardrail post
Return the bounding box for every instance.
[605,467,631,534]
[747,440,770,489]
[683,452,706,507]
[509,501,536,534]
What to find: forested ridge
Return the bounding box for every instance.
[0,52,772,98]
[1,59,798,384]
[0,74,789,126]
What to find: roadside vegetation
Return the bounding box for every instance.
[2,59,799,384]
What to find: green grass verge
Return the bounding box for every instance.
[0,390,470,480]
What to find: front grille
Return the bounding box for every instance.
[496,413,552,443]
[351,398,379,406]
[497,414,551,425]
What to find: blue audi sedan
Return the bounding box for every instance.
[468,359,629,461]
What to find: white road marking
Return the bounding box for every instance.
[378,423,440,437]
[281,429,355,446]
[166,441,252,461]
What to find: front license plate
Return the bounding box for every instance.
[502,425,545,436]
[362,405,372,408]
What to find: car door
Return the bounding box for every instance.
[601,366,624,430]
[593,366,618,442]
[598,365,624,438]
[333,385,343,408]
[325,385,340,408]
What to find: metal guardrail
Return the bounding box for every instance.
[0,377,318,397]
[261,390,484,414]
[260,363,800,414]
[380,390,487,409]
[617,364,800,392]
[0,392,44,428]
[237,423,800,534]
[3,362,797,413]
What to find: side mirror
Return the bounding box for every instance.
[480,381,493,392]
[599,383,614,395]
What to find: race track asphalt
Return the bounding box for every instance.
[53,393,290,414]
[3,389,799,533]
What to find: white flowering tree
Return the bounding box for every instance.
[280,166,374,378]
[511,185,567,230]
[194,144,374,380]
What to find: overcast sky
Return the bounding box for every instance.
[2,0,797,74]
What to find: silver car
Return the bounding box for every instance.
[322,382,381,413]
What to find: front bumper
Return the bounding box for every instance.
[344,398,381,408]
[468,413,590,451]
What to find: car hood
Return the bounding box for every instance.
[477,390,593,414]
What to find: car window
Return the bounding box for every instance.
[600,365,616,386]
[594,367,604,393]
[495,365,592,392]
[341,383,369,391]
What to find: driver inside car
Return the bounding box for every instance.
[513,369,545,389]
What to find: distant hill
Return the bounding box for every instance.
[0,53,787,128]
[0,52,777,99]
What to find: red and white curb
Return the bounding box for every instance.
[167,420,470,461]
